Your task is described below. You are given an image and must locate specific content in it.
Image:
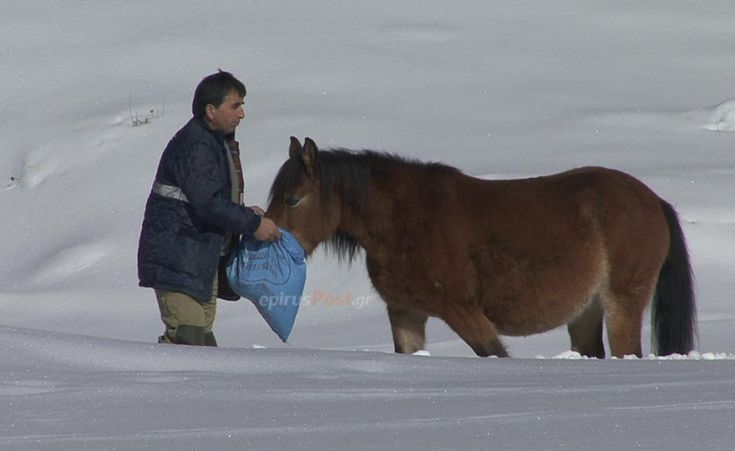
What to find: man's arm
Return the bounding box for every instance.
[174,142,262,235]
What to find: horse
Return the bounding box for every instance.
[265,137,697,358]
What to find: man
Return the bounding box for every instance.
[138,71,281,346]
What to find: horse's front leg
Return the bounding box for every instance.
[387,306,428,354]
[443,304,509,357]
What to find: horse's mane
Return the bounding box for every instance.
[269,148,460,262]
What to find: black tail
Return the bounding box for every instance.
[651,200,697,356]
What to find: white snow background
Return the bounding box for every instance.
[2,1,735,450]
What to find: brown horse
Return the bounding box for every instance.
[266,137,697,358]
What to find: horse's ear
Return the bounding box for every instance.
[289,136,302,160]
[302,137,319,179]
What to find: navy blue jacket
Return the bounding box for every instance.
[137,118,261,302]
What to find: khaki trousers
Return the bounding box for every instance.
[156,277,218,344]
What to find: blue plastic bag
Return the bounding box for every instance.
[226,228,306,342]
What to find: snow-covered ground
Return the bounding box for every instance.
[2,1,735,449]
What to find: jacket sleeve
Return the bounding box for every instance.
[173,141,262,235]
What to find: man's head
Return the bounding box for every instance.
[192,70,246,134]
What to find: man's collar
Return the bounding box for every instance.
[193,116,226,141]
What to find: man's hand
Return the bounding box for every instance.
[253,217,282,242]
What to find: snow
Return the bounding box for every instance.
[4,327,735,451]
[1,1,735,449]
[705,98,735,132]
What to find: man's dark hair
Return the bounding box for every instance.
[192,70,246,119]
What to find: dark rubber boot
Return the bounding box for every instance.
[174,325,205,346]
[203,331,218,347]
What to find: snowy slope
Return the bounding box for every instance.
[4,326,735,451]
[2,1,735,449]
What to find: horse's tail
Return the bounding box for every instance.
[651,200,697,356]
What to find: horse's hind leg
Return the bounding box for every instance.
[443,305,508,357]
[604,303,644,358]
[602,285,655,358]
[567,296,605,358]
[600,261,663,358]
[387,307,428,354]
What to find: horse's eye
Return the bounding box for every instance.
[285,196,302,208]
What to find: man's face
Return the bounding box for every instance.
[206,90,245,134]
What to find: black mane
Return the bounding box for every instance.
[269,148,459,262]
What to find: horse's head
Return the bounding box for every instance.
[266,137,341,255]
